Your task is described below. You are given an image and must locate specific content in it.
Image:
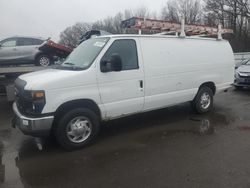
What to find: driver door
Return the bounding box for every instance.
[96,39,145,119]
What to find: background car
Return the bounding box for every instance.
[234,59,250,89]
[0,36,53,67]
[235,58,250,69]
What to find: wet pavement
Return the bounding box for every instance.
[0,88,250,188]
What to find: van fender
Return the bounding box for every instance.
[54,99,102,122]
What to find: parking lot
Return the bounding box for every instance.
[0,88,249,188]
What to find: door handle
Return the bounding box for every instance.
[13,48,17,51]
[140,80,143,88]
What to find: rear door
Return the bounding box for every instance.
[16,37,41,63]
[0,38,19,64]
[96,38,145,119]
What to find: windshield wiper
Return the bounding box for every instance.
[53,62,84,71]
[64,62,76,66]
[63,62,83,70]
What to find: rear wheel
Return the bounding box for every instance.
[36,54,51,67]
[192,86,214,114]
[55,108,100,150]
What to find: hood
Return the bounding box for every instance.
[19,68,95,90]
[237,65,250,73]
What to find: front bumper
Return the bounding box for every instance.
[234,77,250,87]
[12,102,54,137]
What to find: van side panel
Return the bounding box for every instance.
[140,37,234,111]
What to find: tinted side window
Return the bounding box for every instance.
[32,39,44,45]
[17,38,34,46]
[102,40,138,71]
[1,39,17,47]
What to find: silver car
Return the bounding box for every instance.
[0,36,52,67]
[234,59,250,89]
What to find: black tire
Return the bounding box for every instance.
[234,85,243,90]
[35,54,51,67]
[192,86,214,114]
[55,108,100,150]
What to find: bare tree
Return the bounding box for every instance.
[133,6,149,18]
[59,22,91,48]
[236,0,250,16]
[148,11,158,19]
[92,6,153,34]
[205,0,250,33]
[205,0,226,26]
[161,1,179,22]
[124,9,133,20]
[92,14,123,34]
[58,2,250,51]
[161,0,202,24]
[178,0,202,24]
[204,0,250,51]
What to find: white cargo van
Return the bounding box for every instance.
[12,35,234,150]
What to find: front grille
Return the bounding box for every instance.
[239,75,250,78]
[16,96,33,116]
[14,78,33,116]
[15,78,46,117]
[236,74,250,85]
[238,82,250,85]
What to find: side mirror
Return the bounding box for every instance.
[100,54,122,73]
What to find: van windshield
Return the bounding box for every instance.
[59,37,110,70]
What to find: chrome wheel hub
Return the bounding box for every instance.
[39,57,50,67]
[200,92,211,109]
[66,116,92,143]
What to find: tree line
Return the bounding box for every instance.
[59,0,250,52]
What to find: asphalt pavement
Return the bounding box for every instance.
[0,88,250,188]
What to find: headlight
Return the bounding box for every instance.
[31,91,46,115]
[235,70,240,78]
[237,71,249,77]
[25,90,46,116]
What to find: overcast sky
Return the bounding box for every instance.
[0,0,166,42]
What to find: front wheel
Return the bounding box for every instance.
[36,54,51,67]
[55,108,100,150]
[192,86,214,114]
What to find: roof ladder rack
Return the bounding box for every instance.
[180,17,186,38]
[217,24,223,40]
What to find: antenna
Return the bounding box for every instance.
[218,24,223,40]
[180,17,186,38]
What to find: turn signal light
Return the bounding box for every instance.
[32,91,45,99]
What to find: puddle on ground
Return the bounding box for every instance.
[136,111,236,144]
[0,109,239,187]
[0,130,25,188]
[1,150,24,188]
[237,121,250,131]
[0,129,11,139]
[194,119,215,135]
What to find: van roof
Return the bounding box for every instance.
[98,34,227,42]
